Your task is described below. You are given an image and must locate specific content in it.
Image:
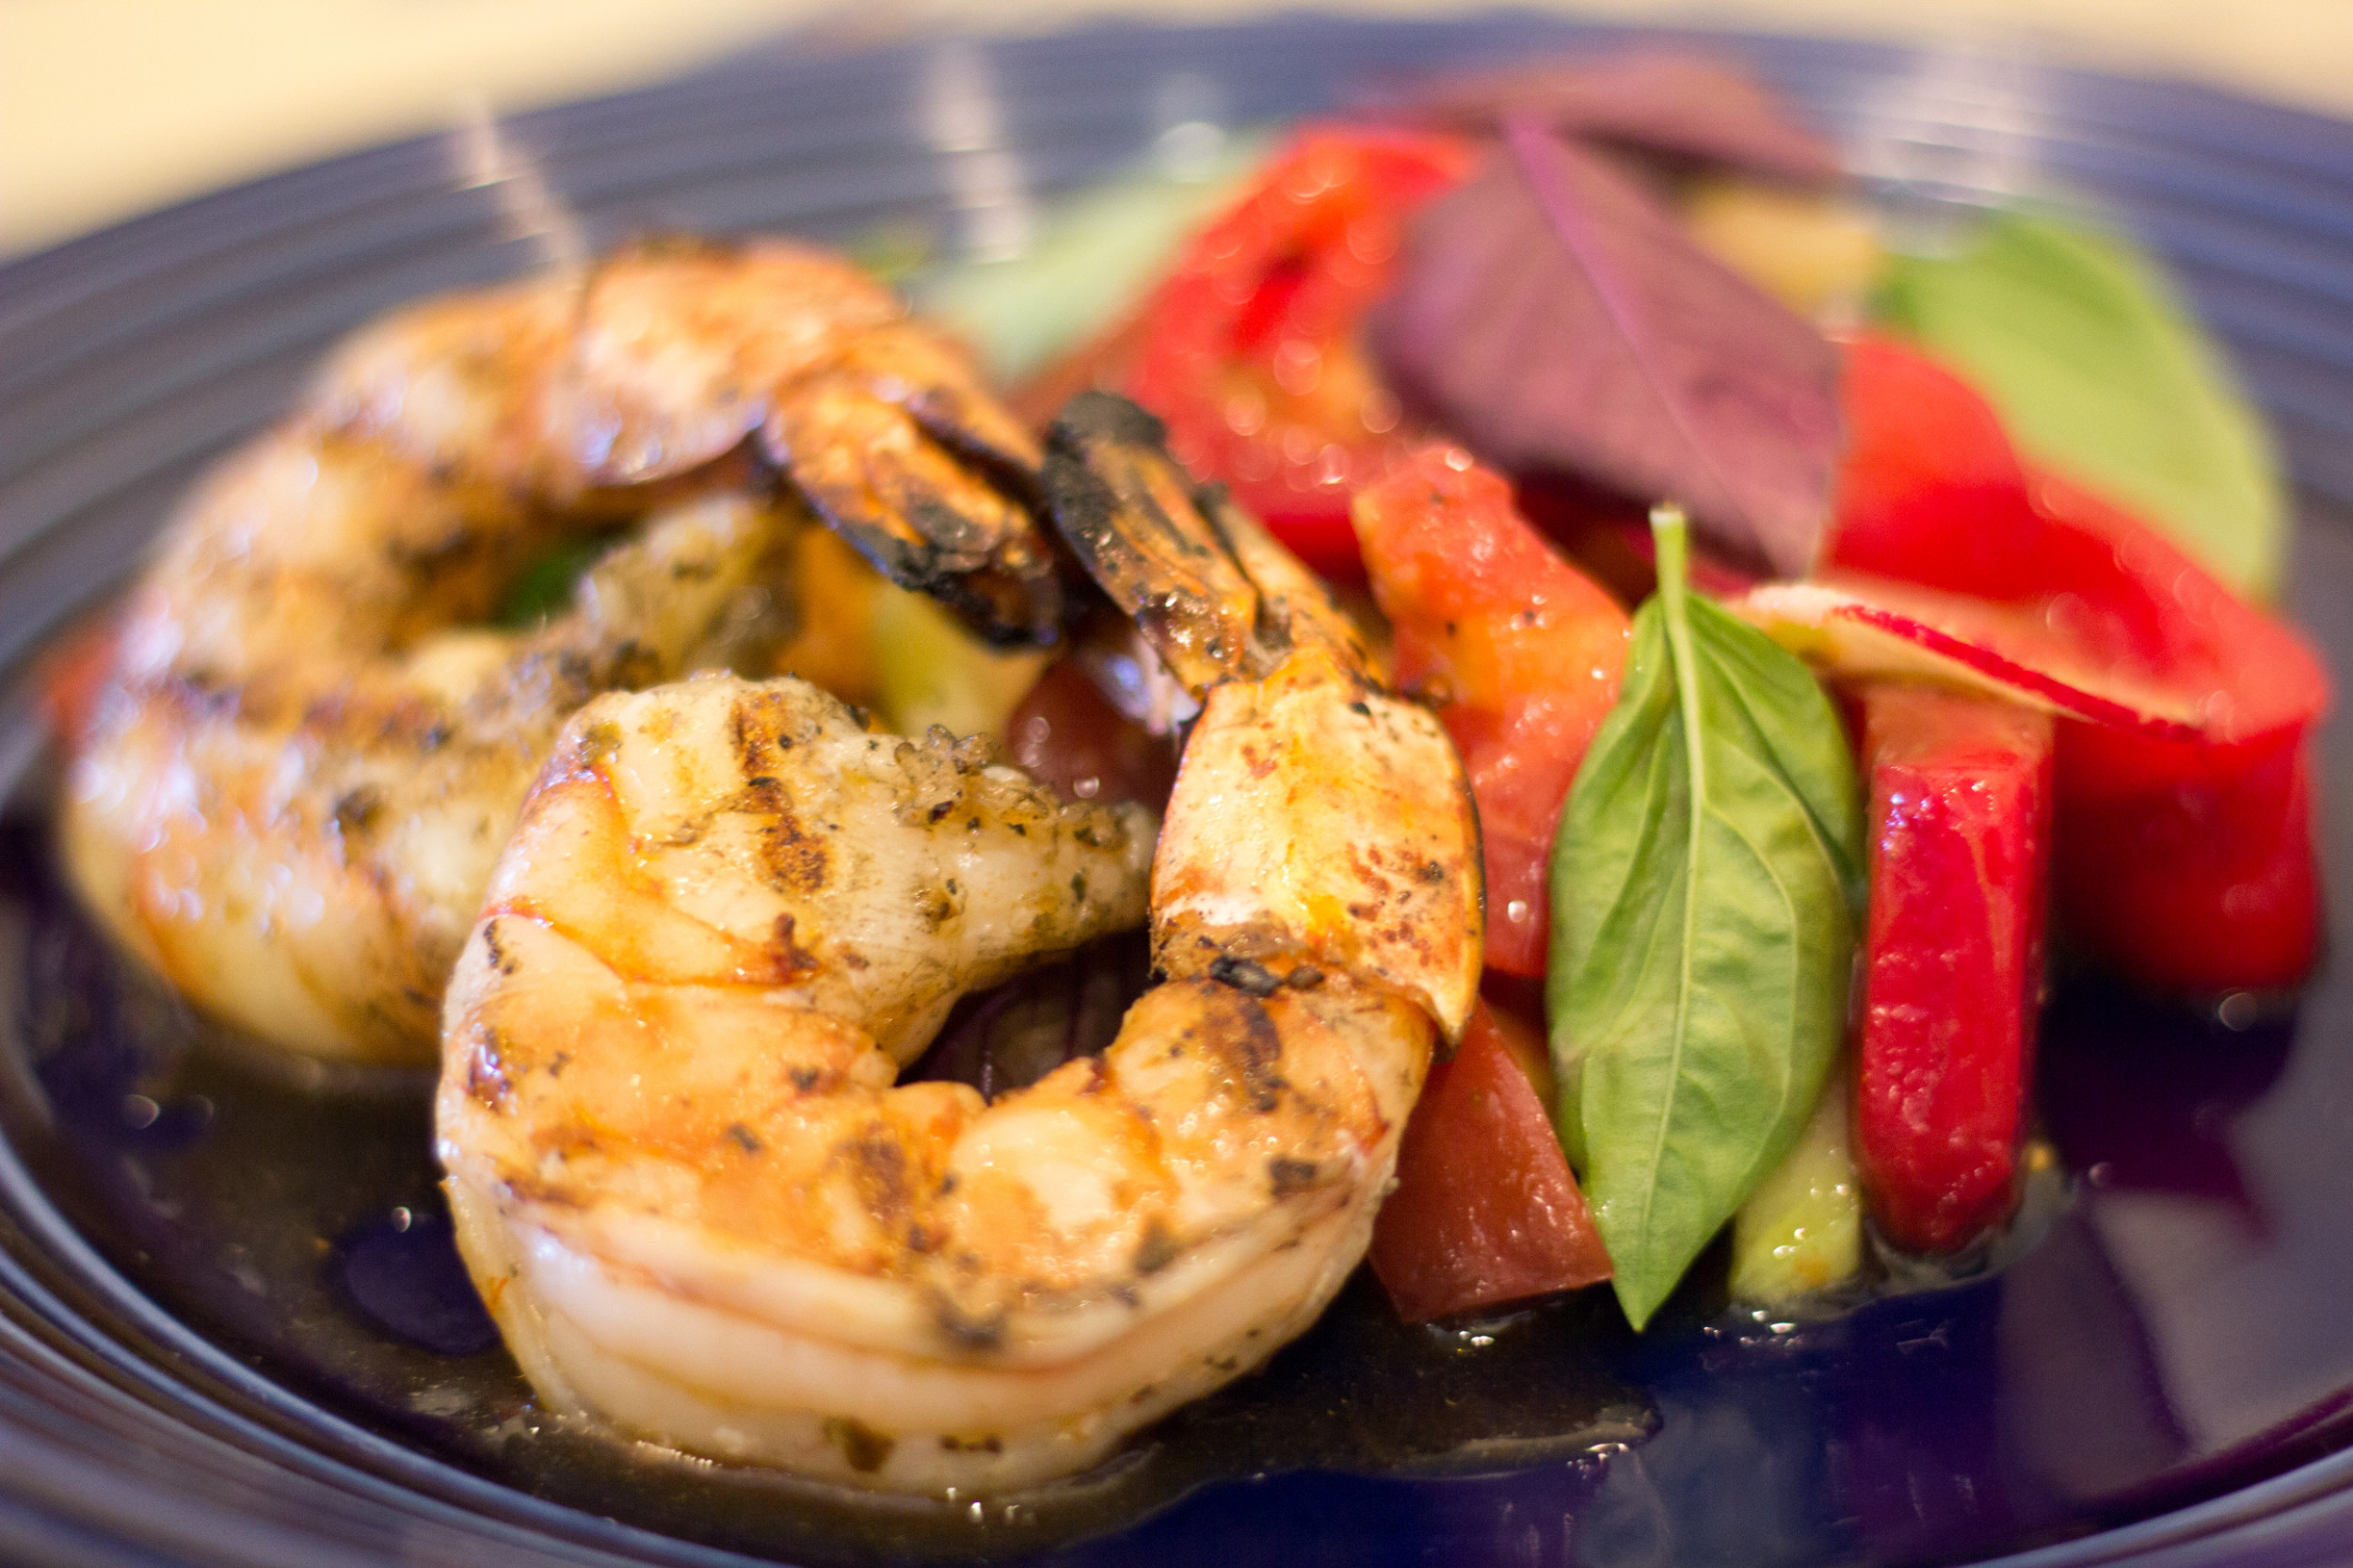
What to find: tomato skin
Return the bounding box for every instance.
[2032,477,2322,990]
[1830,334,2034,602]
[1353,449,1631,974]
[1511,473,1657,607]
[36,612,120,745]
[1369,1002,1612,1323]
[1829,336,2328,992]
[1005,660,1177,810]
[1126,126,1473,578]
[2056,725,2316,992]
[1853,685,2053,1254]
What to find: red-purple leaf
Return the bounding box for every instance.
[1390,49,1842,185]
[1371,120,1841,578]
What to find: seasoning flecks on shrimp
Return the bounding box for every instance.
[62,239,1059,1067]
[435,392,1481,1493]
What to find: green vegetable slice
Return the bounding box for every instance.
[870,582,1048,740]
[1728,1060,1862,1308]
[1546,508,1863,1328]
[1876,211,2286,601]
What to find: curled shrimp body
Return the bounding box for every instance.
[62,239,1055,1067]
[435,392,1481,1493]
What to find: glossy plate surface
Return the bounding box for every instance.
[3,16,2353,1568]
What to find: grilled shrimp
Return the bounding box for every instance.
[435,392,1481,1493]
[61,239,1058,1067]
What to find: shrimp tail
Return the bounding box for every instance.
[1045,391,1483,1041]
[578,236,1064,646]
[760,356,1062,648]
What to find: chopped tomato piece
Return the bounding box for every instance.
[1516,475,1760,606]
[1475,972,1557,1104]
[1005,660,1177,810]
[1832,338,2322,736]
[2035,476,2323,992]
[1125,126,1473,577]
[1852,685,2053,1254]
[1353,449,1632,974]
[35,610,120,745]
[1511,473,1657,607]
[1828,336,2327,991]
[1830,333,2030,602]
[1369,1003,1612,1322]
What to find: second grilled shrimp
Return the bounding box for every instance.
[62,240,1059,1066]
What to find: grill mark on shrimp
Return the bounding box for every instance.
[747,786,831,895]
[463,1023,516,1111]
[843,1126,914,1225]
[763,914,824,983]
[1195,985,1287,1113]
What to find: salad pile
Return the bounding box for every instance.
[925,49,2329,1332]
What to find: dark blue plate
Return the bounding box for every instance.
[4,16,2353,1568]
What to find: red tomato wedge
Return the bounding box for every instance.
[1125,126,1473,578]
[1369,1002,1612,1322]
[1352,448,1631,974]
[1852,684,2054,1254]
[1824,335,2328,992]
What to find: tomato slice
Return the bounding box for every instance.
[1828,336,2328,992]
[1125,126,1473,577]
[1368,1002,1612,1323]
[1352,448,1631,975]
[1852,684,2053,1254]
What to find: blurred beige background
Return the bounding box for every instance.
[4,0,2350,258]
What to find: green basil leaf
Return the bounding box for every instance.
[495,536,614,629]
[1876,211,2286,601]
[1546,508,1862,1328]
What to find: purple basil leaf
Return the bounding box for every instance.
[1387,49,1842,185]
[1371,120,1841,578]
